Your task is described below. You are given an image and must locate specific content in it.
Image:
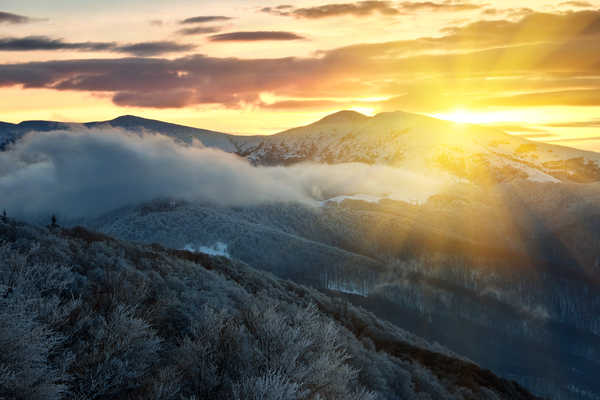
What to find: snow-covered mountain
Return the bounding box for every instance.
[233,110,600,184]
[3,111,600,184]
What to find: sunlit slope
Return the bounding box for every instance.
[233,111,600,183]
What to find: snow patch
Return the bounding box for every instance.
[321,194,384,205]
[326,280,369,297]
[183,242,230,258]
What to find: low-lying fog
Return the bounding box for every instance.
[0,128,452,219]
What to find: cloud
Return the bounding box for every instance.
[1,10,600,110]
[180,16,232,24]
[261,99,344,109]
[548,135,600,142]
[559,1,594,8]
[209,31,306,41]
[509,133,556,139]
[262,1,482,18]
[481,89,600,107]
[480,8,534,18]
[0,36,196,55]
[113,90,198,108]
[0,36,115,51]
[0,128,449,219]
[544,119,600,128]
[491,124,546,132]
[0,11,33,24]
[176,14,231,36]
[0,55,320,108]
[265,1,401,18]
[114,41,197,56]
[397,1,482,12]
[177,26,221,35]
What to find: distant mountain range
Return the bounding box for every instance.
[3,111,600,184]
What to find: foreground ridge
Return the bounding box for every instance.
[0,218,540,399]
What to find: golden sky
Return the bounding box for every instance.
[1,0,600,149]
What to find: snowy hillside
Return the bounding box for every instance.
[232,111,600,184]
[0,217,540,400]
[81,186,600,400]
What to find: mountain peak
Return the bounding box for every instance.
[110,115,155,124]
[316,110,370,124]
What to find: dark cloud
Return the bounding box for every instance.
[262,1,482,18]
[114,41,197,56]
[177,26,221,35]
[0,36,115,51]
[0,11,32,24]
[0,55,320,107]
[113,90,198,108]
[180,16,232,24]
[0,36,196,56]
[271,1,401,18]
[209,31,305,41]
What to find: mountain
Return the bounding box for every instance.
[233,110,600,183]
[85,115,238,151]
[0,115,238,152]
[82,187,600,400]
[4,110,600,399]
[3,111,600,183]
[0,217,539,400]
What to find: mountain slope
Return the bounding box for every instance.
[83,191,600,400]
[233,110,600,183]
[0,115,237,152]
[0,217,539,400]
[85,115,238,151]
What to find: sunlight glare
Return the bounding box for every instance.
[350,106,375,116]
[431,109,521,125]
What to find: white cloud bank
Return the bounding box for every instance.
[0,128,451,220]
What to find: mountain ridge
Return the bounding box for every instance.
[2,110,600,183]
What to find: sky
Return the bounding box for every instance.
[1,0,600,149]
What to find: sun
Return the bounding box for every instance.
[430,109,493,124]
[349,106,375,116]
